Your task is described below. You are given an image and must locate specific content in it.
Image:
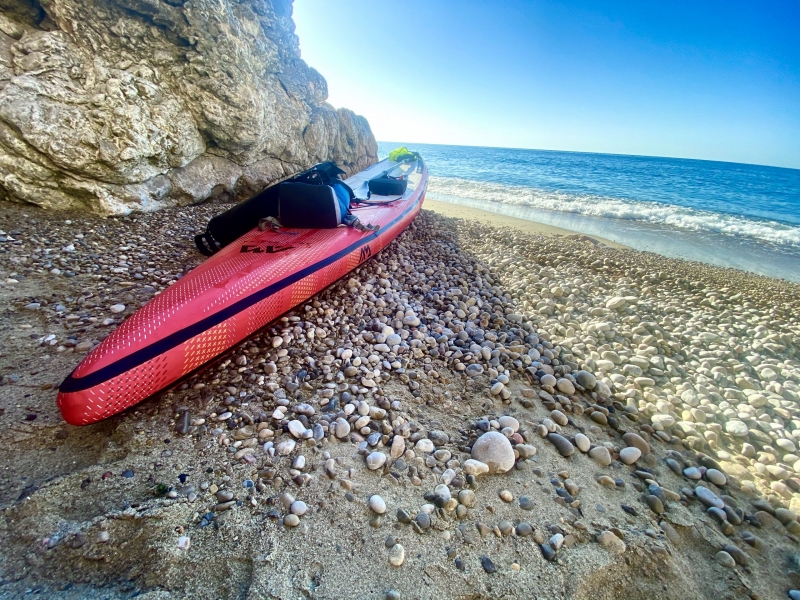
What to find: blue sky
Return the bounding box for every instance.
[293,1,800,169]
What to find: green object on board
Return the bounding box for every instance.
[388,146,421,163]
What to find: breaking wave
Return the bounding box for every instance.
[428,176,800,247]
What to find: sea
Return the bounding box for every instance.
[377,142,800,283]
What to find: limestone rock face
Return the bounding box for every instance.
[0,0,377,215]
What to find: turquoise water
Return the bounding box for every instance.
[378,142,800,282]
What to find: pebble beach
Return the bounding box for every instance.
[1,199,799,599]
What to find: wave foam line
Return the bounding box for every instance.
[428,176,800,247]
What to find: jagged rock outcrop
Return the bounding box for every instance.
[0,0,378,215]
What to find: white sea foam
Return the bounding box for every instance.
[428,176,800,247]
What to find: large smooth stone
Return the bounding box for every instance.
[619,447,642,465]
[574,433,591,453]
[471,431,516,473]
[415,438,435,453]
[550,410,568,426]
[334,418,351,439]
[287,420,308,439]
[366,452,387,470]
[540,374,557,387]
[705,468,727,486]
[547,433,575,457]
[683,466,702,479]
[645,495,664,515]
[589,446,612,466]
[622,432,651,454]
[575,370,596,390]
[556,378,575,394]
[390,435,406,459]
[725,420,749,437]
[498,416,520,432]
[715,551,735,568]
[695,486,724,509]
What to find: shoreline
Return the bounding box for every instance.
[424,198,800,286]
[386,142,800,283]
[423,198,629,249]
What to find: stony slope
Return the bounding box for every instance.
[0,203,799,599]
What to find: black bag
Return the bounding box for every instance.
[279,182,343,228]
[194,161,349,256]
[368,174,407,196]
[194,184,281,256]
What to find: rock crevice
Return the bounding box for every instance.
[0,0,377,214]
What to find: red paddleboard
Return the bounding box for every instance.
[57,158,427,425]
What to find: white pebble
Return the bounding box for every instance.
[463,459,489,476]
[415,439,435,453]
[277,439,296,455]
[497,415,519,432]
[287,420,307,439]
[369,495,387,514]
[366,452,387,470]
[290,500,308,516]
[388,543,405,566]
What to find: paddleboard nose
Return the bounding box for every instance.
[57,388,96,426]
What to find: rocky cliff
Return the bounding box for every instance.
[0,0,378,215]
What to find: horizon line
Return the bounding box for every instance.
[376,140,800,172]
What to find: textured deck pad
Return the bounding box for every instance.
[57,160,428,425]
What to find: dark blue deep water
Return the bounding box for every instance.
[378,142,800,282]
